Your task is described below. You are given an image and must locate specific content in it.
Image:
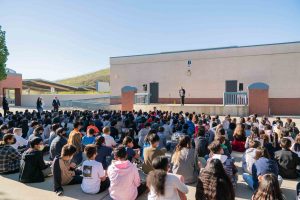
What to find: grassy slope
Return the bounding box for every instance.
[57,68,110,87]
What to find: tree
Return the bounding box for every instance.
[0,26,9,81]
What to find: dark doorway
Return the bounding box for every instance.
[225,80,238,92]
[149,82,159,103]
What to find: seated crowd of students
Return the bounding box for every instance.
[0,109,299,200]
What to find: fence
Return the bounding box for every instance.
[223,92,248,105]
[134,93,150,104]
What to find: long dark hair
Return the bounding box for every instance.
[252,174,284,200]
[146,156,169,196]
[196,159,235,200]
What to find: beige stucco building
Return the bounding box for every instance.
[110,42,300,115]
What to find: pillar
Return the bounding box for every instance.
[121,86,137,111]
[15,88,21,106]
[248,82,269,116]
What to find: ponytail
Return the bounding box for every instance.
[147,169,167,196]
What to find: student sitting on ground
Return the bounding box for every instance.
[147,156,189,200]
[52,144,83,196]
[291,134,300,157]
[82,128,95,147]
[214,134,230,157]
[242,140,260,174]
[231,124,246,152]
[142,133,167,174]
[157,126,167,149]
[28,125,44,142]
[48,123,60,146]
[68,121,83,165]
[194,125,209,158]
[171,135,199,184]
[123,136,139,162]
[95,136,113,170]
[245,126,260,149]
[215,128,232,154]
[260,133,275,159]
[0,134,21,174]
[243,147,281,190]
[107,146,141,200]
[102,126,117,148]
[0,124,9,141]
[19,137,52,183]
[138,122,151,148]
[50,127,68,160]
[11,128,28,152]
[86,121,100,135]
[81,144,110,194]
[274,137,300,179]
[196,159,235,200]
[252,173,285,200]
[208,141,237,188]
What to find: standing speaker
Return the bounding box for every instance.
[149,82,159,103]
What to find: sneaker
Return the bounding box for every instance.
[56,190,63,196]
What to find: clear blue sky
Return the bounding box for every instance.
[1,0,300,80]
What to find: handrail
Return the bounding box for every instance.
[135,93,150,104]
[223,92,248,105]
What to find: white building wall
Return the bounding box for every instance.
[110,42,300,99]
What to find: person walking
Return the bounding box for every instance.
[2,96,9,117]
[52,96,60,112]
[179,87,186,106]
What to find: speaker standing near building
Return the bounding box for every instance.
[179,87,185,106]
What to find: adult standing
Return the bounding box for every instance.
[52,96,60,112]
[179,87,186,106]
[2,96,9,117]
[36,97,43,113]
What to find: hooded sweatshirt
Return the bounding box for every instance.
[242,148,256,174]
[19,149,48,183]
[107,160,140,200]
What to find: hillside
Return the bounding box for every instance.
[57,68,110,87]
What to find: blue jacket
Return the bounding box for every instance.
[186,121,195,137]
[252,157,278,189]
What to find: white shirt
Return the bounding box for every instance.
[11,135,28,150]
[148,173,188,200]
[81,160,105,194]
[103,134,116,147]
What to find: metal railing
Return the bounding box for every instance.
[223,92,248,105]
[134,93,150,104]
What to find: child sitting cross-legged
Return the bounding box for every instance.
[102,126,117,148]
[107,146,142,200]
[123,136,140,162]
[81,144,110,194]
[207,141,237,188]
[82,128,95,147]
[52,144,83,196]
[142,133,167,174]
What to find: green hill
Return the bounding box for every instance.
[57,68,110,87]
